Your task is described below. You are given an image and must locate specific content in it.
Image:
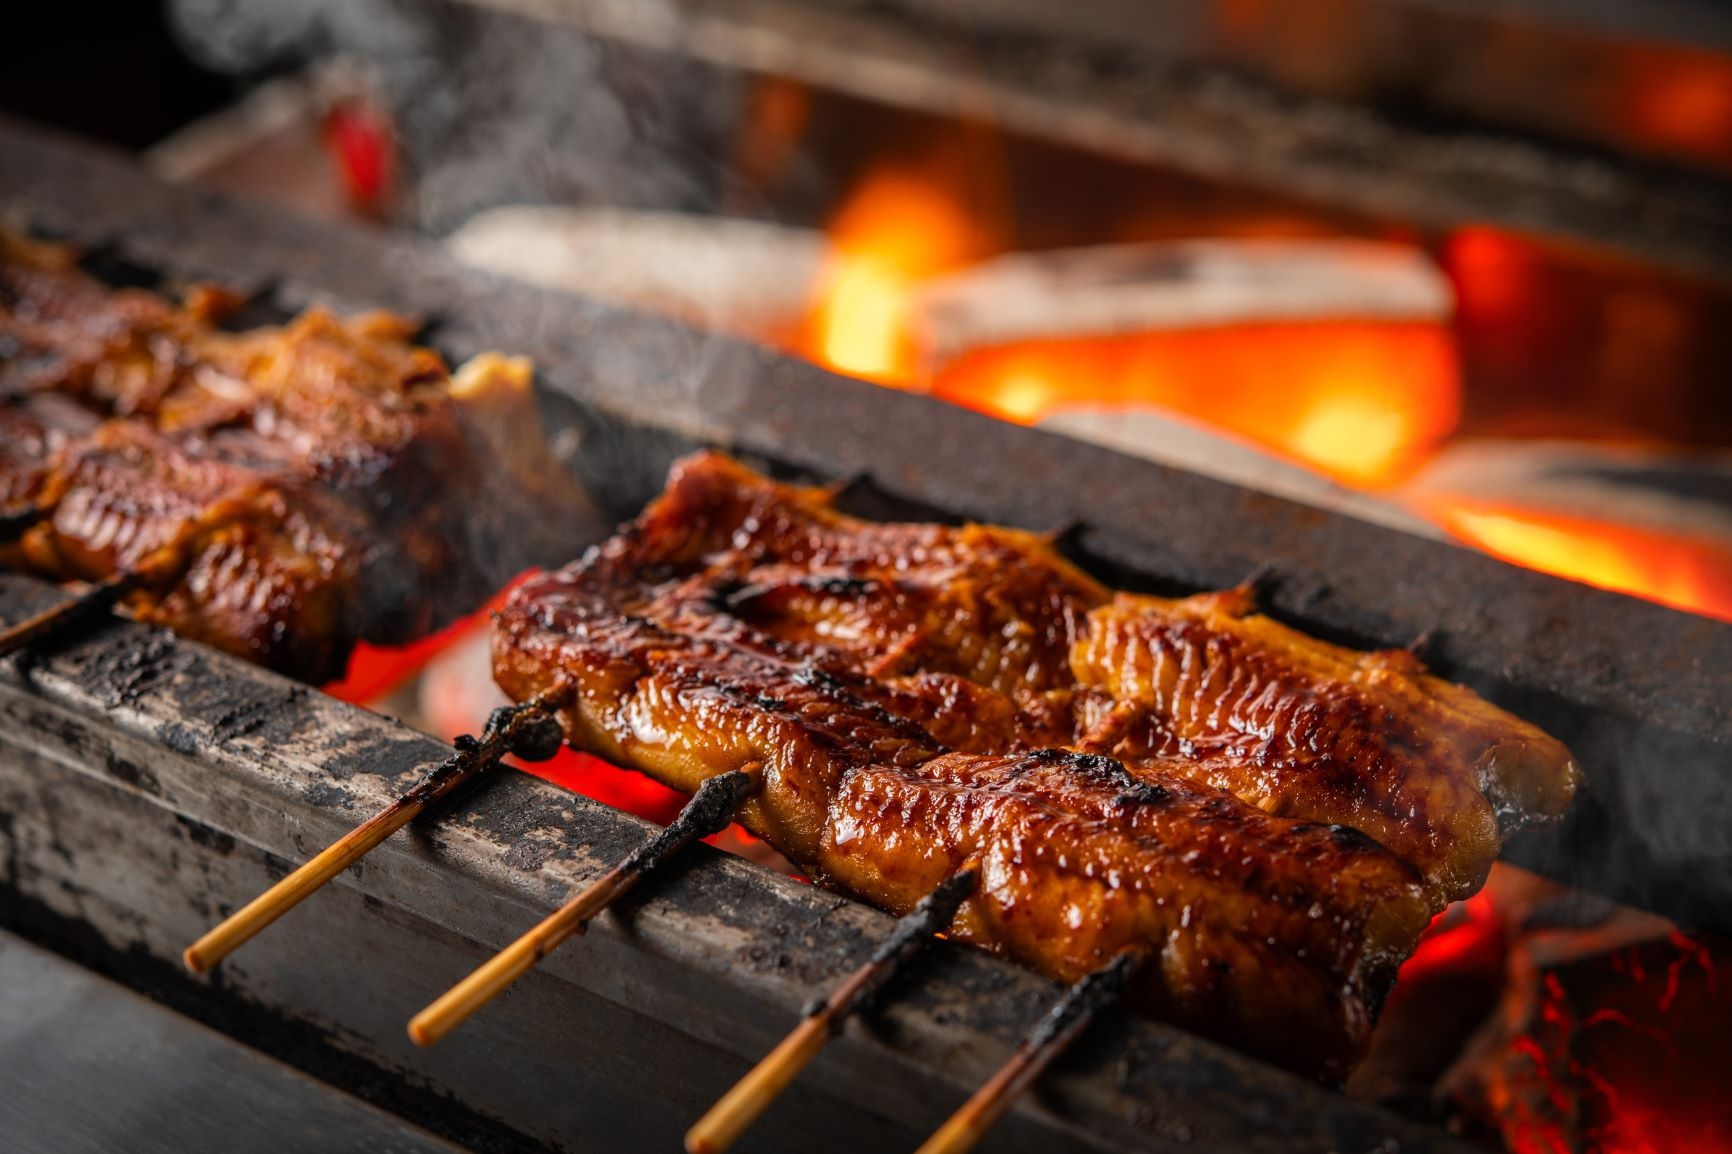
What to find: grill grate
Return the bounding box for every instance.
[0,113,1727,1152]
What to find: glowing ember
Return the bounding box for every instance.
[1384,862,1732,1154]
[520,749,791,868]
[521,747,688,825]
[1425,500,1732,623]
[324,611,489,705]
[931,321,1461,488]
[1398,885,1508,988]
[324,573,538,705]
[1492,931,1731,1154]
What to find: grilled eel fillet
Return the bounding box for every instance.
[494,453,1582,1076]
[563,453,1579,907]
[495,553,1433,1079]
[0,233,584,682]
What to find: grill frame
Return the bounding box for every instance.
[0,113,1726,1150]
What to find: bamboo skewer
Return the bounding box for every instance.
[915,950,1146,1154]
[686,869,979,1154]
[409,767,759,1048]
[183,690,570,975]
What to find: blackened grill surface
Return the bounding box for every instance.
[0,114,1725,934]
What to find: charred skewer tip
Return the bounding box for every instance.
[914,950,1145,1154]
[0,543,187,662]
[407,767,758,1048]
[182,692,568,976]
[0,502,46,542]
[0,569,142,662]
[685,868,979,1154]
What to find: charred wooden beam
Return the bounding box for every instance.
[184,693,569,975]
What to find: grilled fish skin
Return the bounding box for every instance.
[491,452,1580,1075]
[626,449,1108,697]
[1070,590,1579,905]
[19,419,379,679]
[577,452,1579,906]
[493,542,1433,1079]
[0,234,586,682]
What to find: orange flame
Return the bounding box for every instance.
[1426,499,1732,623]
[803,169,981,383]
[932,322,1461,488]
[797,169,1729,620]
[799,172,1459,487]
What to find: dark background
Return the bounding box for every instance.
[1,4,234,149]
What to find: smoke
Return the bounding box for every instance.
[166,0,747,231]
[164,0,790,426]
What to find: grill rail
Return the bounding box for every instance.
[0,112,1727,1149]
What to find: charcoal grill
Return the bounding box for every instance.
[1,116,1728,1153]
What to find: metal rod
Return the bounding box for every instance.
[408,767,759,1047]
[183,690,570,974]
[914,950,1145,1154]
[686,869,978,1154]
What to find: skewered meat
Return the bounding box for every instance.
[0,393,96,512]
[492,452,1580,1077]
[19,418,391,678]
[494,545,1433,1077]
[558,452,1577,905]
[1069,589,1579,904]
[0,234,585,681]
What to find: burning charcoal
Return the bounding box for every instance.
[1438,894,1730,1153]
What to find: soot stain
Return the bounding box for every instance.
[87,629,185,709]
[501,837,559,872]
[333,733,441,784]
[173,815,237,856]
[104,751,163,797]
[302,781,353,809]
[209,685,308,745]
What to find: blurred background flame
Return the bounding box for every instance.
[792,166,1732,623]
